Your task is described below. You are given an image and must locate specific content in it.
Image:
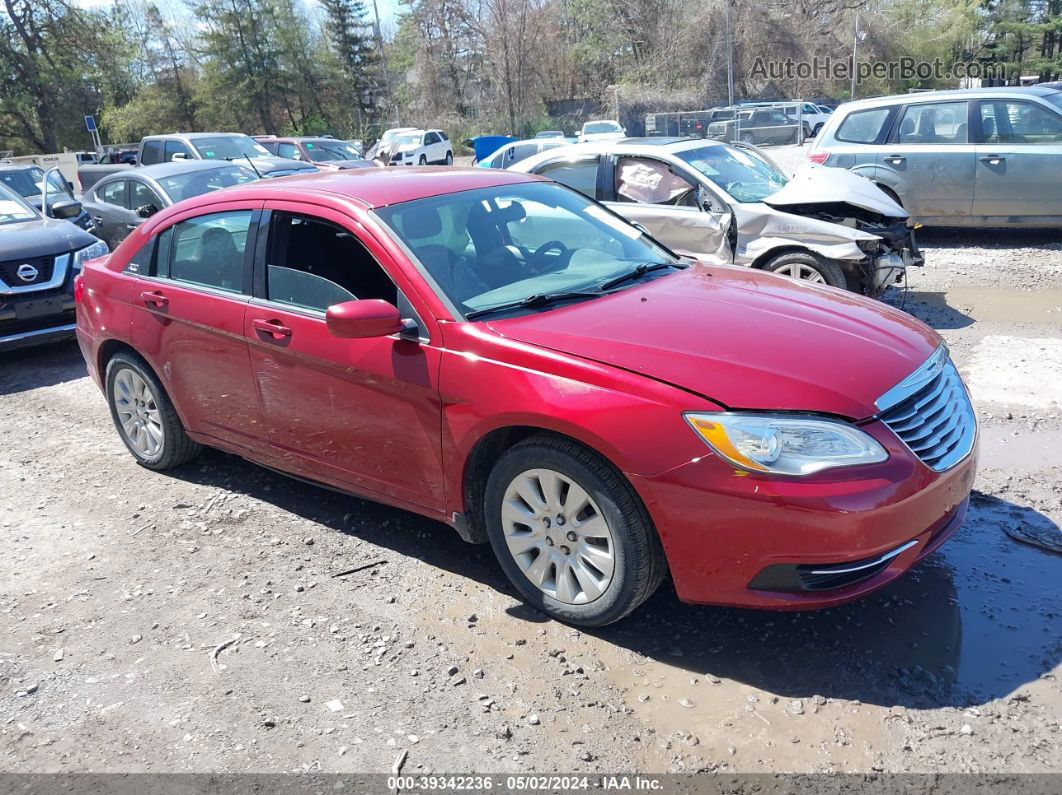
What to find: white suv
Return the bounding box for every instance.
[388,129,454,166]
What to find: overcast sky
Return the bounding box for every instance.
[72,0,402,32]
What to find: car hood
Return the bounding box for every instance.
[763,163,907,218]
[486,265,939,419]
[0,217,98,260]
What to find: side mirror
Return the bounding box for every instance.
[50,200,83,220]
[695,187,714,212]
[136,204,160,219]
[326,299,404,338]
[171,152,187,161]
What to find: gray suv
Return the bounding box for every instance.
[809,86,1062,226]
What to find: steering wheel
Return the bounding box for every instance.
[525,240,569,274]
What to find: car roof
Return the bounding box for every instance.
[0,162,38,172]
[144,132,250,140]
[617,137,694,146]
[131,160,247,179]
[164,166,545,211]
[841,85,1061,109]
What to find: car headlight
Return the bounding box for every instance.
[72,239,110,269]
[684,412,888,476]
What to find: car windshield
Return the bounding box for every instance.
[394,133,423,147]
[192,136,272,160]
[583,122,621,134]
[1045,93,1062,113]
[675,144,788,203]
[0,167,71,201]
[303,140,362,161]
[157,165,258,203]
[0,183,39,225]
[375,182,676,319]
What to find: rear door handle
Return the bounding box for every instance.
[884,154,906,164]
[252,318,292,339]
[140,290,168,308]
[979,154,1004,164]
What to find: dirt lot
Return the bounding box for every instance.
[1,168,1060,776]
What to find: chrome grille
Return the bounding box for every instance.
[876,347,976,472]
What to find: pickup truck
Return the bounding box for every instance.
[0,182,108,351]
[77,132,317,192]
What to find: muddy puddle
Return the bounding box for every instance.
[905,287,1062,325]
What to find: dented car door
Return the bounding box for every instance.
[601,155,732,264]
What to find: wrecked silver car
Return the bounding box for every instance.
[511,137,923,296]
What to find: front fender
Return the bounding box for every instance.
[436,322,721,518]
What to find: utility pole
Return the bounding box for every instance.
[725,0,735,106]
[370,0,397,124]
[850,13,866,100]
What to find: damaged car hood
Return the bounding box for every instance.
[487,265,938,419]
[764,163,907,218]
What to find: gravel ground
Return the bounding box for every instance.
[1,160,1060,776]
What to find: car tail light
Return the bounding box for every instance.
[74,272,85,304]
[808,152,830,164]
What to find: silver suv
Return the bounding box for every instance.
[808,87,1062,226]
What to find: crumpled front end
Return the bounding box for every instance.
[734,201,923,297]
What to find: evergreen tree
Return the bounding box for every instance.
[320,0,381,124]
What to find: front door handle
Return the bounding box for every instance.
[252,318,292,339]
[979,154,1005,164]
[140,290,168,308]
[884,154,906,164]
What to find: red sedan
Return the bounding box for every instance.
[74,168,978,627]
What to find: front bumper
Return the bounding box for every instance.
[628,419,977,609]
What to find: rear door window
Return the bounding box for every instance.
[895,101,968,144]
[167,210,254,293]
[835,107,894,144]
[534,158,600,198]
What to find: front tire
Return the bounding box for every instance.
[740,132,755,144]
[761,250,847,290]
[106,352,201,470]
[419,155,427,165]
[484,435,665,626]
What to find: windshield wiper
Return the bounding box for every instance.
[597,262,685,292]
[465,290,603,320]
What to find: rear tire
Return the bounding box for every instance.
[761,250,848,290]
[740,132,755,144]
[105,351,201,470]
[445,151,453,165]
[484,435,666,626]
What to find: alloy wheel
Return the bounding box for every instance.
[775,263,827,284]
[501,468,615,604]
[113,368,164,457]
